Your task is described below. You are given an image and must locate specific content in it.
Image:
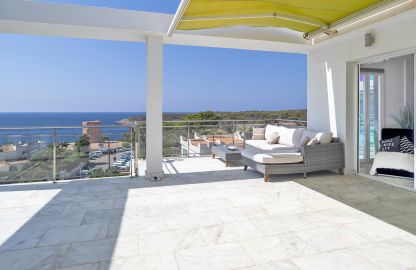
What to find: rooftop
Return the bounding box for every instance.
[1,158,416,270]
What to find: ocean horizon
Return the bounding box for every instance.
[0,112,147,144]
[0,112,145,128]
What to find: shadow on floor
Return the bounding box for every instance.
[0,166,261,269]
[0,178,131,270]
[279,171,416,235]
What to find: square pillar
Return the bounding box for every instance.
[345,62,359,175]
[145,35,164,180]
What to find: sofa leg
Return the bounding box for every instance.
[243,165,248,171]
[264,174,269,182]
[338,168,345,175]
[303,172,306,179]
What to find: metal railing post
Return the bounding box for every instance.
[135,126,140,177]
[244,123,246,149]
[130,127,133,178]
[187,123,190,157]
[108,140,111,170]
[52,128,57,183]
[232,121,236,146]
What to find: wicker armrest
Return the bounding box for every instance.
[301,142,345,171]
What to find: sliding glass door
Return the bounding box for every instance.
[359,69,383,170]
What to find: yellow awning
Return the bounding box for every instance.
[176,0,384,34]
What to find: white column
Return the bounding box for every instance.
[345,62,359,175]
[145,35,164,180]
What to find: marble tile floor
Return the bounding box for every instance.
[0,157,416,270]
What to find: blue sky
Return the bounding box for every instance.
[0,0,306,112]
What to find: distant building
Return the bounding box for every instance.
[82,120,102,143]
[0,141,47,161]
[0,160,30,172]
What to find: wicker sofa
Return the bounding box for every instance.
[241,125,345,182]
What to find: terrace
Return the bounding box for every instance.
[1,158,416,270]
[1,0,416,269]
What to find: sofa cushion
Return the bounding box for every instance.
[252,152,303,164]
[300,136,310,146]
[266,132,280,144]
[301,130,317,144]
[307,138,319,145]
[301,129,333,145]
[241,147,303,164]
[245,140,299,152]
[265,125,280,141]
[278,126,305,147]
[316,132,333,144]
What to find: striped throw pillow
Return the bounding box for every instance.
[399,136,414,154]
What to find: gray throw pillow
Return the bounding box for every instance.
[266,132,280,144]
[300,136,310,146]
[380,136,400,152]
[252,127,265,140]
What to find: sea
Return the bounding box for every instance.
[0,112,144,144]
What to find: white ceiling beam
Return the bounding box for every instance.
[0,0,171,42]
[166,32,309,54]
[0,0,311,53]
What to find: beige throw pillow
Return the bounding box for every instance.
[252,127,265,140]
[316,132,333,144]
[307,138,319,146]
[266,132,280,144]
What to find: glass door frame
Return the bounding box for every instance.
[358,68,384,171]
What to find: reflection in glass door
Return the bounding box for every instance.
[359,69,383,172]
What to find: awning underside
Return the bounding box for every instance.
[177,0,384,34]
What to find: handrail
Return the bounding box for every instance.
[0,118,307,184]
[136,118,306,124]
[0,118,306,130]
[0,125,133,130]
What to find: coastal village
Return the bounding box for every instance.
[0,120,132,183]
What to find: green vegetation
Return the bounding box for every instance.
[89,168,129,178]
[75,135,90,153]
[129,109,307,123]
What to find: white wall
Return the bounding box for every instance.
[308,9,416,174]
[363,55,414,128]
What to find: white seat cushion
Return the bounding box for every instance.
[253,152,303,164]
[245,140,299,152]
[241,146,302,164]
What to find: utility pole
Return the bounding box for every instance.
[108,140,111,170]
